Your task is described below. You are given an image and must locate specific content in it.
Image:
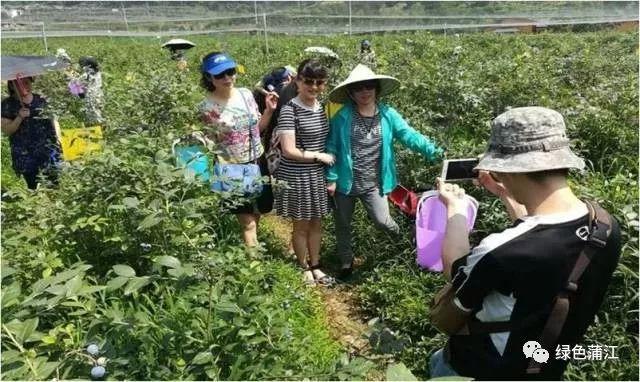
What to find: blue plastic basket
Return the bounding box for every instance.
[174,144,210,182]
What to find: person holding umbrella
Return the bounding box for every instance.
[1,76,62,190]
[325,64,443,279]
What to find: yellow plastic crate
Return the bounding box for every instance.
[326,102,343,119]
[59,125,104,161]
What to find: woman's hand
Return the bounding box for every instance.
[18,107,30,119]
[257,92,279,132]
[327,182,336,196]
[264,92,278,112]
[316,153,335,166]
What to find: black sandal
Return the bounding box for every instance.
[337,260,354,281]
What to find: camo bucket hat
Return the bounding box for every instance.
[475,107,585,173]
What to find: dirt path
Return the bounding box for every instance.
[261,214,377,360]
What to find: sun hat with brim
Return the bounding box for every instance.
[284,65,297,77]
[329,64,400,103]
[475,106,585,173]
[162,39,196,50]
[202,53,237,76]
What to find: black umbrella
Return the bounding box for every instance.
[1,55,69,81]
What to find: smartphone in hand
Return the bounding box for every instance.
[441,158,479,182]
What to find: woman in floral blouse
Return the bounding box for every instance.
[198,51,278,247]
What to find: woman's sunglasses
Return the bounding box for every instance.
[299,77,327,87]
[349,80,377,92]
[212,68,237,79]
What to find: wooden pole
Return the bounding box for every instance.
[263,13,269,54]
[254,0,258,24]
[41,22,48,52]
[348,0,352,35]
[121,2,129,32]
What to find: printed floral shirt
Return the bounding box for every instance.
[1,94,62,175]
[198,88,263,164]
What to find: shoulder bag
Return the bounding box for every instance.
[211,90,263,197]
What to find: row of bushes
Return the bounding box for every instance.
[2,30,638,380]
[1,132,379,380]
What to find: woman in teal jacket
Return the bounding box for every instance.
[326,64,442,279]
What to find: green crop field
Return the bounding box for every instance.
[1,30,638,380]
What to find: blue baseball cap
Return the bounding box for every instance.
[202,53,237,75]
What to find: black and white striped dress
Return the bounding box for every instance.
[273,98,331,220]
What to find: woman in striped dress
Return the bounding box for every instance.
[274,59,336,285]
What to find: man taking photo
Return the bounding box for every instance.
[430,106,622,380]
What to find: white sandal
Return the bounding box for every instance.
[310,264,336,286]
[302,268,316,285]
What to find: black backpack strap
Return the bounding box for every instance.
[458,202,613,375]
[526,201,612,374]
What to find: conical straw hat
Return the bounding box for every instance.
[161,39,196,50]
[329,64,400,103]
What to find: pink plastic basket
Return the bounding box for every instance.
[415,190,478,272]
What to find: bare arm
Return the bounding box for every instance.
[279,133,334,165]
[442,208,471,281]
[437,178,472,281]
[257,92,278,132]
[1,117,22,136]
[258,109,274,132]
[1,107,30,136]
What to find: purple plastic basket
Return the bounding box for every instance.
[415,190,478,272]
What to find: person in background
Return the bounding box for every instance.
[326,64,443,280]
[77,56,104,125]
[1,77,62,190]
[253,65,297,144]
[56,48,73,68]
[162,39,196,71]
[198,51,278,247]
[357,39,377,70]
[253,65,298,256]
[430,107,621,380]
[171,50,188,71]
[273,59,336,285]
[255,66,296,97]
